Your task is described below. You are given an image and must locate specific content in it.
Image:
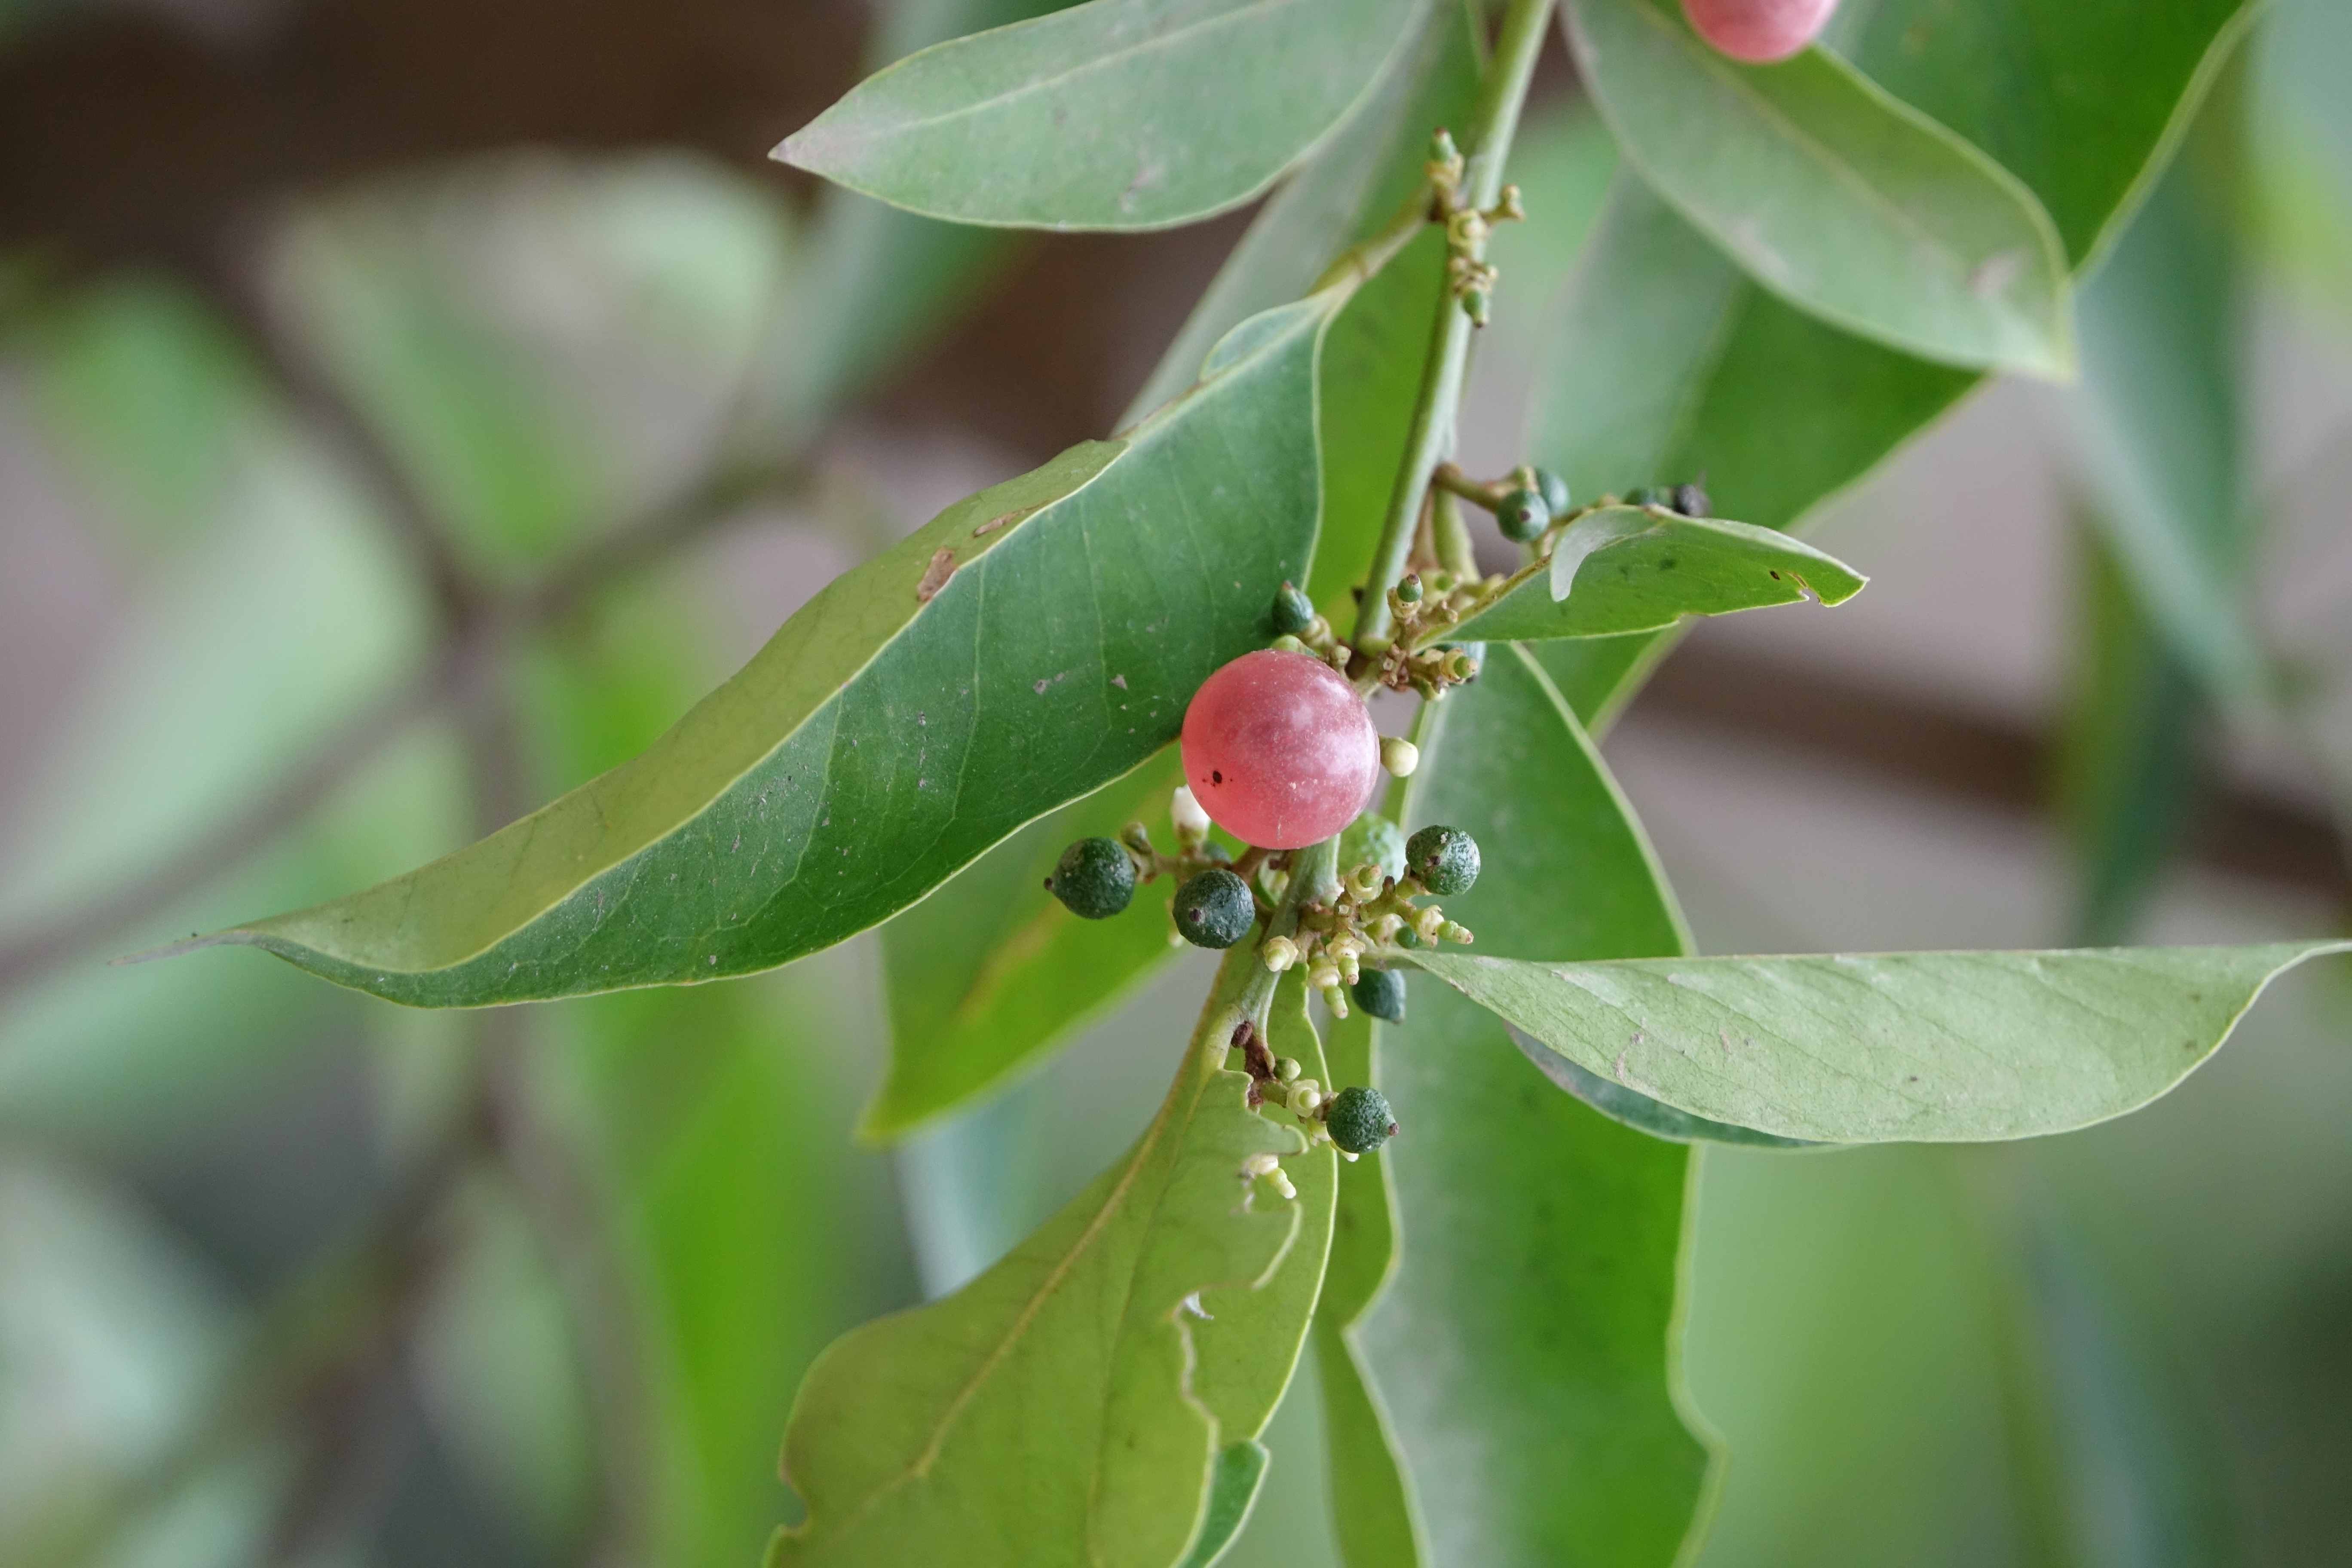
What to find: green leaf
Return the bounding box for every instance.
[2073,86,2266,706]
[2058,520,2204,946]
[1832,0,2259,268]
[1311,1010,1426,1568]
[1513,1035,1818,1148]
[768,948,1314,1568]
[1562,0,2073,377]
[872,750,1190,1139]
[194,290,1351,1005]
[1444,505,1867,642]
[1121,0,1478,426]
[1360,645,1718,1564]
[1176,1441,1271,1568]
[1187,972,1335,1442]
[1527,0,2253,732]
[776,0,1423,231]
[1407,943,2352,1145]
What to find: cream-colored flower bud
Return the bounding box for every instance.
[1274,1057,1303,1084]
[1381,737,1420,778]
[1241,1152,1280,1179]
[1415,905,1447,942]
[1169,784,1211,843]
[1260,935,1301,974]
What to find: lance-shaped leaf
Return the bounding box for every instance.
[769,949,1315,1568]
[1360,646,1719,1565]
[776,0,1423,231]
[190,292,1346,1007]
[1446,505,1867,642]
[1563,0,2073,377]
[1407,943,2352,1146]
[1313,1005,1427,1568]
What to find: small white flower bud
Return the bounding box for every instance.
[1270,1171,1297,1201]
[1274,1056,1303,1084]
[1381,737,1420,778]
[1415,905,1446,942]
[1241,1152,1280,1179]
[1322,983,1351,1020]
[1441,920,1473,944]
[1260,935,1301,973]
[1170,785,1212,843]
[1289,1086,1323,1118]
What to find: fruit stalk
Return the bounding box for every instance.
[1351,0,1558,658]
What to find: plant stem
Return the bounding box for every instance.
[1351,0,1557,655]
[1240,837,1341,1025]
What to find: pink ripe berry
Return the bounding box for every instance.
[1181,649,1381,850]
[1682,0,1839,62]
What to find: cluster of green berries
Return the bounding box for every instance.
[1433,462,1574,545]
[1045,788,1258,947]
[1262,820,1480,1019]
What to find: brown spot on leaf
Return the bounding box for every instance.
[916,548,957,603]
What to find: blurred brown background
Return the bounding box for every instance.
[4,2,2352,1565]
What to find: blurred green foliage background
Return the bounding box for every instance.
[3,2,2351,1565]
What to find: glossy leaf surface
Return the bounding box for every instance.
[873,750,1188,1139]
[1409,943,2352,1144]
[1564,0,2072,376]
[1360,646,1717,1565]
[200,293,1346,1005]
[770,949,1313,1567]
[1448,504,1867,641]
[777,0,1421,231]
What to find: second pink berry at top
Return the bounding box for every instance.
[1181,649,1381,851]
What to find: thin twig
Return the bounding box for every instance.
[190,248,481,629]
[1351,0,1557,656]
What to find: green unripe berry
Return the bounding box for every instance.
[1271,581,1317,637]
[1396,573,1424,604]
[1532,467,1573,518]
[1351,968,1406,1023]
[1405,824,1480,896]
[1671,481,1710,518]
[1173,868,1256,949]
[1326,1087,1397,1154]
[1337,814,1407,885]
[1275,1056,1303,1084]
[1046,837,1136,919]
[1495,486,1550,543]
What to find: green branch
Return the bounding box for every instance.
[1350,0,1558,654]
